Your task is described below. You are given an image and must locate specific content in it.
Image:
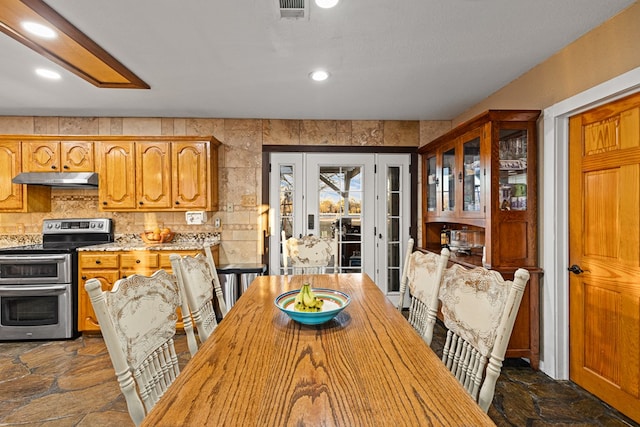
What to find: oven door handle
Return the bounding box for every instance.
[0,254,70,263]
[0,284,68,295]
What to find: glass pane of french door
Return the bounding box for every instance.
[306,154,374,278]
[376,154,411,307]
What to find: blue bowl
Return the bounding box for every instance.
[275,288,351,325]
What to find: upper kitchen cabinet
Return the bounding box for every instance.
[22,141,94,172]
[0,140,50,212]
[97,136,219,212]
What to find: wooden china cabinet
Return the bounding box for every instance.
[418,110,541,369]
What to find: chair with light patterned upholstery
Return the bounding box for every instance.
[439,264,530,412]
[170,250,222,348]
[85,270,190,426]
[282,230,339,275]
[396,238,450,345]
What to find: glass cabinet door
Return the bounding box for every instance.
[441,146,456,212]
[462,136,481,212]
[498,128,528,211]
[425,154,437,212]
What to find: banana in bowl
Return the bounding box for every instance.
[274,285,350,325]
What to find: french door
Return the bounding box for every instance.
[269,152,411,302]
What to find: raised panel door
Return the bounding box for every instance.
[61,141,94,171]
[173,141,208,209]
[136,142,172,209]
[78,269,119,332]
[22,141,60,172]
[0,141,24,210]
[97,141,136,210]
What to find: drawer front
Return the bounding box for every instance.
[159,250,200,269]
[79,253,119,269]
[120,253,159,270]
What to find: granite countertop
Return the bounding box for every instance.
[77,233,220,252]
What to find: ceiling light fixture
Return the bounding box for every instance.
[315,0,339,8]
[35,68,60,79]
[0,0,149,89]
[310,70,330,82]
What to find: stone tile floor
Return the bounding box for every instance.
[0,323,638,427]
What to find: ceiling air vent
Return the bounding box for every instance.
[279,0,307,19]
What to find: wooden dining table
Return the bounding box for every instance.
[142,273,495,426]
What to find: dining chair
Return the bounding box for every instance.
[84,270,187,426]
[203,244,228,318]
[282,230,339,275]
[396,238,450,345]
[439,264,530,412]
[169,251,222,346]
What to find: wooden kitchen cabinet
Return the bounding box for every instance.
[97,136,219,211]
[22,140,94,172]
[78,247,220,333]
[418,110,542,368]
[0,140,50,212]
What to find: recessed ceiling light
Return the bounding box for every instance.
[310,70,330,82]
[35,68,61,80]
[315,0,339,8]
[21,21,56,39]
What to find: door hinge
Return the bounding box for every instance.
[374,164,377,173]
[269,163,272,173]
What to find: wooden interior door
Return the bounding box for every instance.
[569,91,640,423]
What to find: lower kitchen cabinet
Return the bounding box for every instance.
[78,248,218,333]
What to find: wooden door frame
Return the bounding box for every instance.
[541,66,640,380]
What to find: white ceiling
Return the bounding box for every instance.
[0,0,635,120]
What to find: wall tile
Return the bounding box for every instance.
[59,117,100,135]
[110,118,123,135]
[420,120,451,146]
[122,118,161,135]
[263,120,300,145]
[34,117,59,134]
[300,120,337,145]
[383,121,420,146]
[0,116,34,134]
[352,120,383,146]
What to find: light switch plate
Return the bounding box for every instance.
[185,211,207,225]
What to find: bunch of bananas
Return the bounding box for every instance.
[294,283,324,312]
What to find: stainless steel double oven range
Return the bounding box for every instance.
[0,218,114,341]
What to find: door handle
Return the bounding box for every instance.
[568,264,584,275]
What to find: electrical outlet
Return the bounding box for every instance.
[185,211,207,225]
[215,218,221,228]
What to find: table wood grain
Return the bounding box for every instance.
[142,273,494,426]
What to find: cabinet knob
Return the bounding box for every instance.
[81,275,87,280]
[51,165,57,170]
[175,201,180,205]
[122,275,127,279]
[136,259,141,264]
[139,201,144,205]
[102,201,107,206]
[63,165,69,169]
[95,260,101,264]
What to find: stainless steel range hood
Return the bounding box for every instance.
[12,172,99,188]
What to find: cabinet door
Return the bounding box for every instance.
[78,269,119,332]
[459,128,484,218]
[173,141,208,209]
[424,152,438,217]
[61,141,94,171]
[0,141,24,210]
[97,141,136,210]
[136,142,172,209]
[439,142,457,217]
[22,141,60,172]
